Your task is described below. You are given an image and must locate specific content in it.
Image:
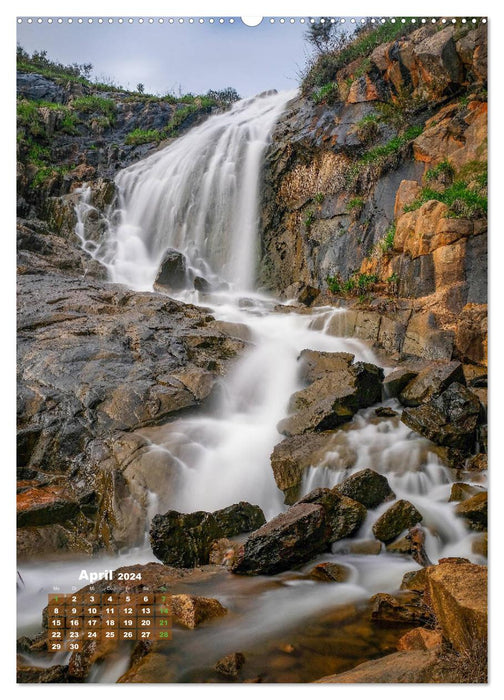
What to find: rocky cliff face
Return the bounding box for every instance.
[259,22,487,366]
[16,73,243,558]
[17,71,218,227]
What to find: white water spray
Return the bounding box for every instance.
[77,90,296,291]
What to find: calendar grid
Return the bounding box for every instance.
[47,593,172,652]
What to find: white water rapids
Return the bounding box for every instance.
[18,90,486,681]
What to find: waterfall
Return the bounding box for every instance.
[78,90,296,291]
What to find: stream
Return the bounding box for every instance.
[18,90,486,683]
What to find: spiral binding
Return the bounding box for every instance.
[17,17,487,25]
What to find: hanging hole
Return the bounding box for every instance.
[241,16,263,26]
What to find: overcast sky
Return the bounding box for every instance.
[17,18,317,98]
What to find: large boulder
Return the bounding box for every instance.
[455,491,487,531]
[212,502,266,536]
[314,650,452,683]
[278,362,384,437]
[17,270,246,555]
[336,468,395,509]
[231,502,327,575]
[372,500,423,544]
[399,361,465,406]
[413,26,464,96]
[270,432,348,504]
[397,628,442,652]
[370,591,434,626]
[448,482,483,502]
[382,368,418,398]
[150,511,224,568]
[154,248,188,290]
[231,486,366,575]
[401,382,481,453]
[16,484,80,527]
[298,349,354,383]
[308,562,351,582]
[150,502,266,567]
[297,488,367,542]
[424,561,487,653]
[171,594,227,629]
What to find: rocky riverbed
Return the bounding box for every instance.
[17,20,487,684]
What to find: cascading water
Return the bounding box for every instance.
[19,89,486,682]
[77,90,297,291]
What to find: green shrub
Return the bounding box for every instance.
[326,275,342,294]
[424,159,455,185]
[377,86,428,131]
[356,273,378,290]
[343,278,356,293]
[379,223,396,252]
[360,125,423,164]
[346,196,365,214]
[60,112,79,134]
[312,82,339,105]
[125,128,162,146]
[356,113,380,143]
[403,179,487,218]
[304,210,316,229]
[302,20,420,93]
[72,96,116,120]
[314,192,325,204]
[30,164,69,189]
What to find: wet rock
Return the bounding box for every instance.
[399,361,465,407]
[401,383,481,453]
[154,248,188,290]
[17,271,246,556]
[400,568,427,593]
[370,591,434,626]
[171,594,227,629]
[424,561,487,653]
[449,482,484,502]
[212,501,266,537]
[374,406,398,417]
[118,651,178,683]
[455,303,487,364]
[314,649,450,683]
[270,431,345,504]
[231,502,326,575]
[336,468,395,509]
[297,285,320,306]
[68,637,119,681]
[16,484,79,527]
[472,532,488,557]
[386,534,415,555]
[215,652,246,677]
[382,368,418,398]
[150,502,265,567]
[193,275,212,292]
[397,628,442,652]
[298,349,354,383]
[308,562,351,582]
[372,500,423,544]
[454,491,487,531]
[298,488,367,542]
[17,659,69,683]
[150,511,224,568]
[278,362,384,436]
[17,72,66,102]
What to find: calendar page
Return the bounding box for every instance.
[16,13,488,684]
